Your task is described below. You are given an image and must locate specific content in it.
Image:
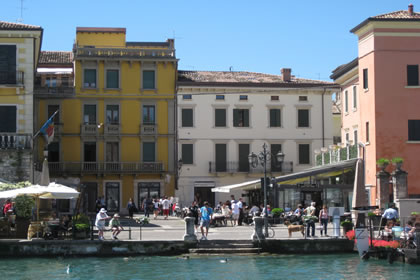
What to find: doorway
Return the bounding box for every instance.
[194,187,215,207]
[302,190,323,213]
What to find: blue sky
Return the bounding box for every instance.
[1,0,419,80]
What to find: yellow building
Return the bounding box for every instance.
[35,27,178,214]
[0,21,42,182]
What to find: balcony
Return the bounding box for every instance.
[140,123,157,135]
[35,161,164,175]
[104,123,120,135]
[0,71,24,86]
[0,133,32,149]
[74,47,175,60]
[81,124,98,135]
[34,84,74,97]
[209,161,293,174]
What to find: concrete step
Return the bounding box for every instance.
[197,243,254,248]
[189,248,261,254]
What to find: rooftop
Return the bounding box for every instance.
[39,51,73,65]
[178,70,336,88]
[0,20,42,31]
[330,58,358,80]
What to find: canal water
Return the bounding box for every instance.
[1,254,419,279]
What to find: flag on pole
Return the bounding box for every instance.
[39,111,58,145]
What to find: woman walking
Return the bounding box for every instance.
[319,205,329,237]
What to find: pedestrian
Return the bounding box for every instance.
[127,198,136,219]
[144,197,152,218]
[189,201,200,233]
[109,213,124,240]
[319,205,329,237]
[153,198,160,219]
[162,196,170,220]
[237,197,244,226]
[231,201,240,226]
[221,202,232,226]
[382,203,398,223]
[3,199,12,216]
[95,208,111,240]
[199,201,213,240]
[304,202,316,237]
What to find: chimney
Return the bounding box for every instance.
[409,4,414,16]
[281,68,291,82]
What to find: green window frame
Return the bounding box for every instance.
[233,109,249,127]
[143,70,155,89]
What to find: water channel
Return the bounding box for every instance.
[1,254,419,279]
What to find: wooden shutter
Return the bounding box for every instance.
[182,109,193,127]
[298,109,309,127]
[0,106,16,132]
[182,144,193,164]
[299,144,310,164]
[238,144,250,172]
[215,144,227,172]
[215,109,226,127]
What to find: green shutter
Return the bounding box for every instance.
[238,144,250,172]
[243,109,249,127]
[143,70,155,89]
[182,109,193,127]
[233,109,239,127]
[143,142,155,162]
[215,144,227,172]
[84,69,96,87]
[106,70,119,88]
[215,109,226,127]
[0,106,16,132]
[298,109,309,127]
[182,144,193,164]
[299,144,310,164]
[270,109,281,127]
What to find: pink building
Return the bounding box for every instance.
[331,5,420,206]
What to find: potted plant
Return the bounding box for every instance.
[376,158,390,170]
[14,195,35,239]
[271,208,284,224]
[72,213,91,239]
[341,219,354,234]
[391,157,404,170]
[367,211,382,230]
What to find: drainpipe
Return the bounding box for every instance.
[321,88,326,148]
[174,61,179,190]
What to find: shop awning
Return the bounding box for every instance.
[211,159,358,193]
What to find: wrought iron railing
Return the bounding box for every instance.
[0,133,32,149]
[315,144,358,166]
[0,71,24,85]
[208,161,293,174]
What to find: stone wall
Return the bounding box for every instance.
[0,150,32,183]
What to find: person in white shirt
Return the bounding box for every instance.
[231,202,240,226]
[162,196,170,220]
[237,197,244,226]
[95,208,111,240]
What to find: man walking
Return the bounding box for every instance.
[304,202,316,237]
[199,201,213,240]
[238,197,244,226]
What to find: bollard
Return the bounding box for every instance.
[251,216,265,241]
[183,217,197,242]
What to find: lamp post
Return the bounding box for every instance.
[248,143,284,237]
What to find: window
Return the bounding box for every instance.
[408,120,420,141]
[233,109,249,127]
[407,65,419,86]
[0,45,16,84]
[106,105,119,124]
[238,144,250,172]
[83,142,96,162]
[46,77,57,87]
[270,109,281,127]
[271,96,279,101]
[48,142,59,162]
[271,144,282,172]
[143,70,155,89]
[0,106,16,132]
[216,95,225,100]
[48,105,60,124]
[183,94,192,100]
[181,108,193,127]
[106,69,119,88]
[84,69,96,88]
[143,105,155,124]
[143,142,155,162]
[182,144,193,164]
[105,182,120,212]
[366,122,370,142]
[83,104,96,124]
[106,142,119,162]
[363,68,368,89]
[299,96,308,101]
[215,108,226,127]
[239,95,248,100]
[298,109,309,127]
[344,91,348,113]
[215,144,227,172]
[138,182,160,206]
[354,130,358,145]
[353,86,357,109]
[345,133,350,144]
[298,144,310,165]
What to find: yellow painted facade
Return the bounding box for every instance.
[35,27,177,214]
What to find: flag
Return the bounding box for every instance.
[40,111,58,145]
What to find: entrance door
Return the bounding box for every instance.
[194,187,215,207]
[83,182,98,213]
[138,182,160,210]
[302,190,322,214]
[105,182,120,212]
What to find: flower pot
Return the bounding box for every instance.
[342,224,353,235]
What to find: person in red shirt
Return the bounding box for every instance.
[3,199,12,215]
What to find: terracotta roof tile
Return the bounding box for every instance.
[372,10,420,19]
[178,71,335,88]
[0,20,42,30]
[39,51,73,65]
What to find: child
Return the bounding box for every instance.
[109,213,124,240]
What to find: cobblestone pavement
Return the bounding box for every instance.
[102,214,345,241]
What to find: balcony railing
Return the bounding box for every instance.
[74,47,175,59]
[0,71,24,85]
[140,123,157,135]
[35,161,164,175]
[209,161,293,174]
[34,84,74,96]
[104,123,120,135]
[0,133,32,149]
[315,144,358,166]
[81,124,98,135]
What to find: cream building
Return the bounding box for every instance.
[176,69,337,207]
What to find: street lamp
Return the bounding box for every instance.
[248,142,284,237]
